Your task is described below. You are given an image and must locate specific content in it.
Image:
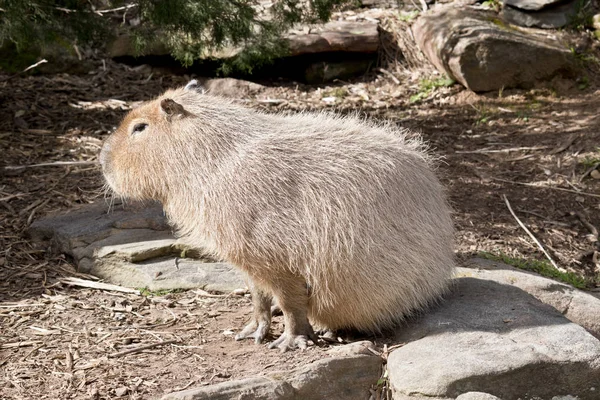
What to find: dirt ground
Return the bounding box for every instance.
[2,26,600,399]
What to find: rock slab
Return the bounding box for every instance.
[108,21,379,59]
[162,354,382,400]
[502,0,584,29]
[503,0,567,11]
[387,275,600,399]
[412,7,576,91]
[460,258,600,339]
[28,201,245,292]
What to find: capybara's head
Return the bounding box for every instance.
[100,80,204,201]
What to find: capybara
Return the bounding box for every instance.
[99,80,455,352]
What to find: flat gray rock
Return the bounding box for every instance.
[461,258,600,339]
[162,354,382,400]
[502,0,583,29]
[388,277,600,399]
[28,201,245,292]
[455,393,502,400]
[412,6,576,91]
[503,0,565,11]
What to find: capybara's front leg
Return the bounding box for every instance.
[268,276,319,352]
[235,284,272,344]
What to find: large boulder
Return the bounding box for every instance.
[387,276,600,399]
[503,0,567,11]
[502,0,585,29]
[412,7,576,91]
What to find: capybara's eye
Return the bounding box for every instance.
[131,123,148,135]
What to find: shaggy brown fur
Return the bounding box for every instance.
[100,80,456,351]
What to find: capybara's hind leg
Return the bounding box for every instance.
[235,284,272,344]
[267,276,319,352]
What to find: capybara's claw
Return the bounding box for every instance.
[268,329,319,352]
[235,320,270,344]
[268,333,309,352]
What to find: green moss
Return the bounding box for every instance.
[138,287,187,297]
[478,252,588,289]
[409,76,455,103]
[398,10,419,23]
[323,87,349,98]
[487,17,518,32]
[481,0,501,12]
[581,153,600,170]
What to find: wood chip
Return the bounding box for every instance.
[60,277,140,295]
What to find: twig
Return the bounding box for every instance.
[505,154,536,162]
[0,193,26,202]
[455,146,548,154]
[27,198,51,225]
[503,195,565,273]
[22,59,48,73]
[56,4,137,15]
[549,133,578,155]
[256,98,286,104]
[1,341,43,349]
[95,333,112,344]
[378,68,400,84]
[192,289,227,298]
[95,4,138,14]
[55,7,76,13]
[0,59,48,82]
[0,303,45,308]
[108,339,179,358]
[492,177,600,199]
[580,162,600,182]
[21,344,44,361]
[4,161,98,171]
[573,212,598,242]
[73,44,83,61]
[60,277,140,295]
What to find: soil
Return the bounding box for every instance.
[2,16,600,400]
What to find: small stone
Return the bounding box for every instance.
[115,387,128,397]
[590,169,600,179]
[327,340,378,357]
[456,392,502,400]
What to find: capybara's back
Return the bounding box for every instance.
[100,82,455,350]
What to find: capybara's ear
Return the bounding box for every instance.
[184,79,206,94]
[160,98,188,120]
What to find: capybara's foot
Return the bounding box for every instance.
[236,284,272,344]
[268,325,319,352]
[235,319,270,344]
